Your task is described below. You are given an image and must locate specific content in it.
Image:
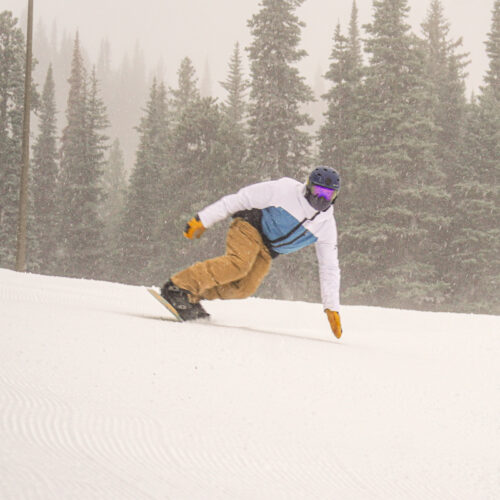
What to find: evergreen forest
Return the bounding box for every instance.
[1,0,499,314]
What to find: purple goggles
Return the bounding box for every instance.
[310,184,338,202]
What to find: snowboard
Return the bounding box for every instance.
[147,288,183,322]
[146,288,331,343]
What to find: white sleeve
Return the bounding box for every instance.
[197,179,285,228]
[315,219,341,311]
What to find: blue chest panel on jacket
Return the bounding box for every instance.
[261,207,318,254]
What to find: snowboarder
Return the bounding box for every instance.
[161,166,343,338]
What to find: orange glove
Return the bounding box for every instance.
[184,215,206,239]
[325,309,342,339]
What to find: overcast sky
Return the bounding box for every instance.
[5,0,494,96]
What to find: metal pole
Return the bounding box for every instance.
[16,0,34,272]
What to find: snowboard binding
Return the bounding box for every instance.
[160,280,210,321]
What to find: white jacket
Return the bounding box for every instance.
[198,178,341,311]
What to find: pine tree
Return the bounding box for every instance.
[316,2,365,304]
[246,0,313,177]
[319,1,364,172]
[344,0,444,308]
[162,95,250,277]
[0,12,30,268]
[219,42,249,185]
[57,35,108,279]
[170,97,227,207]
[169,57,199,121]
[453,1,500,313]
[221,42,247,126]
[58,34,87,276]
[421,0,468,187]
[102,139,126,226]
[101,138,127,281]
[454,96,499,313]
[31,64,59,274]
[86,67,109,184]
[420,0,469,302]
[119,80,170,284]
[484,0,500,100]
[319,23,350,167]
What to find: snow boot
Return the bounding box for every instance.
[160,280,209,321]
[189,301,210,320]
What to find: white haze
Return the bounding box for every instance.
[5,0,494,97]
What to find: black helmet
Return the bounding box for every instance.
[305,166,341,211]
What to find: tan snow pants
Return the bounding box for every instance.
[172,218,272,301]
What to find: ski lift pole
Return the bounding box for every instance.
[16,0,34,272]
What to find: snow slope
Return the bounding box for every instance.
[1,268,499,499]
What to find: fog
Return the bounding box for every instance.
[5,0,494,96]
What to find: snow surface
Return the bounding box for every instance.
[1,268,499,500]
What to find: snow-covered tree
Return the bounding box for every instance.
[31,65,59,274]
[0,12,32,268]
[343,0,445,308]
[101,138,127,281]
[484,0,500,100]
[119,80,169,284]
[57,35,108,279]
[220,42,248,184]
[318,1,364,176]
[169,57,199,122]
[246,0,313,177]
[451,1,500,313]
[221,42,247,127]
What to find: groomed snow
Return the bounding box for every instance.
[1,268,499,499]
